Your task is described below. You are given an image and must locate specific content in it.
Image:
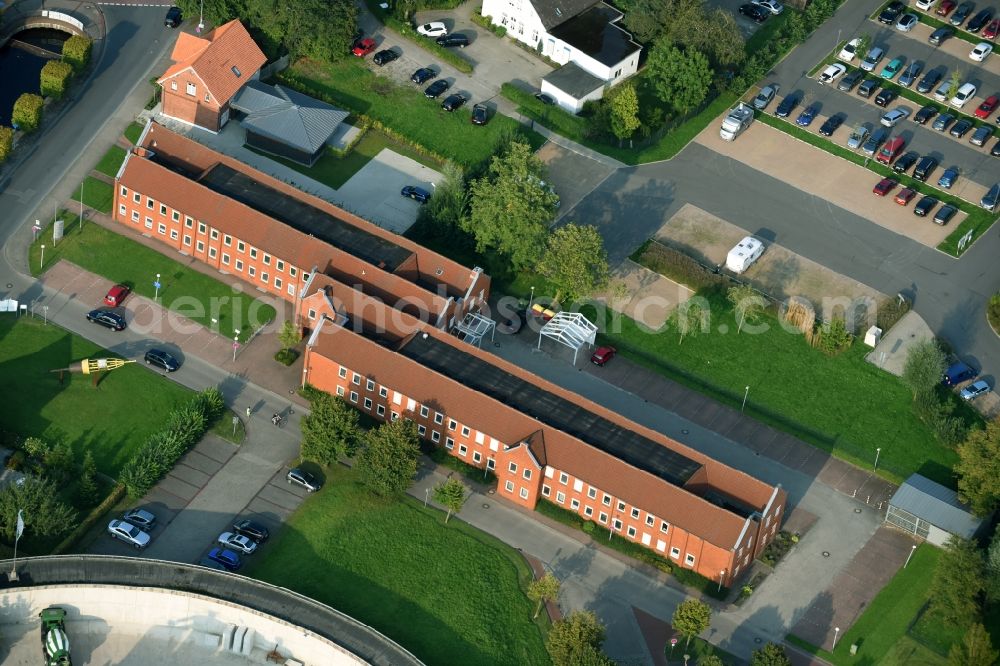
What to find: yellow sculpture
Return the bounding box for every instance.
[51,358,136,385]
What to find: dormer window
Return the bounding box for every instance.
[231,65,242,77]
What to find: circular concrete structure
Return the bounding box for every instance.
[0,556,423,666]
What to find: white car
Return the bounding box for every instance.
[880,107,911,126]
[838,38,862,62]
[896,13,918,31]
[951,82,978,108]
[970,42,993,61]
[819,63,847,84]
[417,21,448,37]
[916,0,936,9]
[108,520,150,549]
[217,532,257,555]
[752,0,784,14]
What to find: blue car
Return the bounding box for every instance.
[796,103,820,127]
[401,185,431,203]
[937,167,959,189]
[207,547,242,571]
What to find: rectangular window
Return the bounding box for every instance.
[237,241,245,252]
[276,260,284,272]
[508,462,518,473]
[349,391,358,403]
[159,203,167,215]
[339,366,347,378]
[519,487,529,499]
[417,425,426,436]
[172,210,180,222]
[247,266,255,278]
[434,413,443,425]
[198,222,206,234]
[185,217,193,228]
[235,260,243,272]
[133,192,141,203]
[612,519,622,531]
[208,247,217,259]
[627,526,636,538]
[473,451,482,463]
[645,515,655,527]
[631,508,640,519]
[431,431,440,442]
[603,494,612,506]
[221,253,230,265]
[379,387,388,398]
[522,469,532,480]
[448,419,457,431]
[685,554,695,565]
[446,437,454,450]
[274,277,281,290]
[145,218,154,230]
[584,506,593,517]
[542,485,551,497]
[307,309,315,320]
[210,229,219,240]
[587,487,597,499]
[376,404,385,416]
[459,445,468,455]
[262,254,270,265]
[261,272,270,283]
[570,499,580,510]
[555,491,565,504]
[366,379,375,391]
[461,426,470,437]
[352,373,361,385]
[617,501,626,512]
[120,186,127,196]
[660,521,669,533]
[391,412,399,421]
[420,406,429,418]
[505,480,514,493]
[670,547,680,559]
[223,234,232,246]
[131,210,140,221]
[287,284,295,296]
[182,233,191,245]
[599,512,608,524]
[559,473,568,485]
[196,240,205,253]
[336,386,345,397]
[157,223,166,235]
[146,198,154,210]
[186,82,196,95]
[289,266,297,277]
[119,204,127,216]
[170,230,178,240]
[249,248,257,259]
[363,398,372,410]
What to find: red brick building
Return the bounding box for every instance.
[113,122,785,588]
[158,20,267,132]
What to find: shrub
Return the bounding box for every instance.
[632,240,728,293]
[274,348,300,365]
[0,126,12,164]
[815,317,854,355]
[5,450,25,471]
[62,35,93,71]
[52,483,126,555]
[12,94,44,133]
[989,292,1000,334]
[40,60,73,100]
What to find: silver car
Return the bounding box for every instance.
[108,520,151,549]
[847,125,870,149]
[960,379,991,400]
[123,508,156,529]
[217,531,258,555]
[753,84,778,110]
[981,183,1000,211]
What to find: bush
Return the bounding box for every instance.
[470,13,507,37]
[0,126,12,164]
[40,60,73,100]
[62,35,93,71]
[5,450,25,471]
[12,94,44,133]
[815,317,854,355]
[989,293,1000,334]
[52,483,126,555]
[632,240,729,293]
[274,348,300,365]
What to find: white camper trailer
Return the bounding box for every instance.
[725,237,764,274]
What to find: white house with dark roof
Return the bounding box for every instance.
[481,0,641,112]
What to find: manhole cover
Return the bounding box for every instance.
[754,638,762,644]
[681,429,689,435]
[822,551,830,557]
[854,508,863,513]
[488,489,495,495]
[495,342,501,347]
[482,503,490,509]
[5,283,11,289]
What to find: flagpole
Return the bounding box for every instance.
[11,509,23,581]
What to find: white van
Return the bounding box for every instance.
[951,82,977,108]
[726,237,765,274]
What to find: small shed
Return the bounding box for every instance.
[725,237,764,274]
[885,473,986,546]
[540,63,605,114]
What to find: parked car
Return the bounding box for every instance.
[424,79,450,98]
[917,0,936,10]
[932,112,956,131]
[590,346,617,366]
[751,0,784,13]
[951,0,975,25]
[838,70,864,92]
[934,204,958,224]
[936,0,957,16]
[893,150,920,173]
[992,137,1000,155]
[879,0,905,23]
[960,379,991,399]
[971,41,994,61]
[107,520,150,549]
[950,117,974,137]
[753,84,779,109]
[838,37,862,62]
[876,135,906,164]
[233,519,270,543]
[858,78,881,98]
[968,7,994,31]
[352,37,376,57]
[441,93,467,111]
[914,155,939,180]
[436,33,469,48]
[372,49,400,65]
[914,195,939,216]
[207,547,242,571]
[873,177,898,196]
[410,67,435,84]
[819,63,846,85]
[914,104,939,124]
[894,187,917,205]
[847,125,870,149]
[881,107,910,126]
[122,508,156,530]
[860,46,885,71]
[144,348,180,372]
[899,61,923,87]
[929,25,954,44]
[287,467,322,492]
[983,17,1000,38]
[86,309,126,331]
[819,113,845,136]
[863,127,889,154]
[971,124,992,145]
[875,88,898,107]
[738,3,770,22]
[416,21,448,37]
[217,532,257,555]
[103,283,130,307]
[535,92,555,105]
[795,103,819,126]
[942,361,978,385]
[916,70,941,94]
[938,167,960,188]
[471,103,489,125]
[401,185,431,203]
[164,6,182,27]
[934,80,954,102]
[976,95,1000,119]
[881,57,905,80]
[197,557,228,571]
[775,93,799,117]
[981,182,1000,210]
[897,12,919,30]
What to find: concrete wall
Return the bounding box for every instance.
[0,585,366,665]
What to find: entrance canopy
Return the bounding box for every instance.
[453,312,495,348]
[537,311,597,364]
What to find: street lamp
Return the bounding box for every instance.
[40,244,45,270]
[874,447,881,471]
[528,286,536,311]
[832,626,840,650]
[741,385,750,412]
[154,273,161,301]
[904,544,917,568]
[42,305,49,325]
[424,487,430,507]
[718,569,726,593]
[232,330,240,362]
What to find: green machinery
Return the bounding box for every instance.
[39,606,71,666]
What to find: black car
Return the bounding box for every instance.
[819,114,844,136]
[934,204,958,225]
[144,348,180,372]
[929,26,954,47]
[914,155,939,180]
[950,118,974,137]
[372,49,400,66]
[933,112,956,131]
[968,7,994,31]
[401,185,431,203]
[991,138,1000,155]
[838,70,864,92]
[738,3,770,22]
[233,519,270,543]
[164,6,182,27]
[410,67,435,84]
[86,309,126,331]
[858,79,880,98]
[471,103,489,125]
[535,92,555,105]
[874,89,897,107]
[879,0,905,23]
[917,70,942,94]
[436,33,469,48]
[971,124,992,146]
[914,195,939,217]
[287,467,322,492]
[775,94,799,117]
[914,104,938,124]
[441,93,467,111]
[424,79,450,98]
[951,1,974,26]
[893,151,920,173]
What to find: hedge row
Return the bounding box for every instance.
[51,482,126,555]
[118,387,225,498]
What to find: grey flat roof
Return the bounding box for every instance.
[889,474,983,538]
[232,82,348,154]
[542,62,604,99]
[399,333,705,489]
[549,3,640,67]
[529,0,600,30]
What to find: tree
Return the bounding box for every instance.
[12,93,43,133]
[855,34,872,62]
[278,320,301,352]
[608,82,641,142]
[901,339,946,401]
[42,443,74,482]
[62,35,92,71]
[672,598,711,648]
[727,284,765,334]
[22,436,48,460]
[77,450,100,506]
[0,476,76,540]
[645,40,713,116]
[948,623,998,666]
[357,419,420,497]
[955,419,1000,517]
[750,642,791,666]
[40,60,73,100]
[422,161,467,235]
[546,611,607,666]
[300,392,361,466]
[622,0,743,65]
[528,572,561,619]
[538,224,610,303]
[986,525,1000,603]
[672,298,709,344]
[950,70,963,98]
[432,477,467,523]
[929,536,985,627]
[699,656,725,666]
[464,141,559,271]
[0,126,13,164]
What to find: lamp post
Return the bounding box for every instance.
[904,543,917,568]
[42,305,48,325]
[40,244,45,270]
[741,385,750,413]
[424,487,429,507]
[154,273,161,301]
[232,330,240,362]
[874,447,881,471]
[528,286,535,311]
[197,0,204,32]
[718,569,726,593]
[832,626,840,650]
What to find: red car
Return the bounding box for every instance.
[104,284,131,307]
[936,0,956,15]
[352,37,376,57]
[894,188,916,205]
[975,95,999,119]
[873,177,898,196]
[983,18,1000,38]
[590,346,617,366]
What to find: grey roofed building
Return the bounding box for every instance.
[529,0,601,30]
[542,62,604,99]
[230,81,348,165]
[885,473,986,546]
[548,4,640,68]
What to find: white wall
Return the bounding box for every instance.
[481,0,545,47]
[543,38,639,85]
[540,79,604,113]
[926,524,951,547]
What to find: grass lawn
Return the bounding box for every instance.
[248,466,549,666]
[124,121,144,145]
[248,128,447,191]
[0,316,193,476]
[581,295,959,484]
[71,176,114,214]
[93,145,127,178]
[29,213,276,341]
[277,58,545,169]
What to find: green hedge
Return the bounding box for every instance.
[51,482,126,554]
[41,60,73,100]
[12,94,44,133]
[0,126,12,164]
[62,35,93,72]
